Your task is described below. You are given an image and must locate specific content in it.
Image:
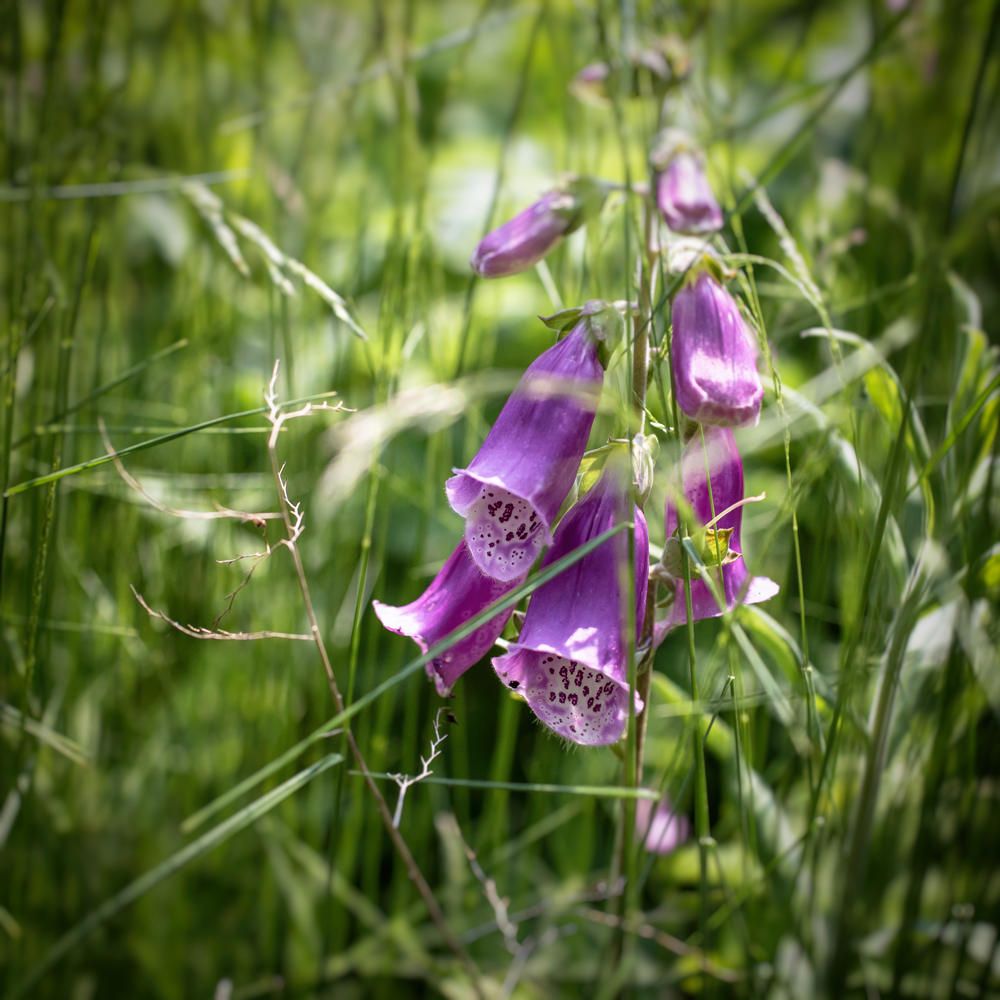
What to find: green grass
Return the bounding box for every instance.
[2,0,1000,997]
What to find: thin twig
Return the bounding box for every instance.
[387,708,449,828]
[575,908,744,983]
[131,587,312,641]
[99,418,285,523]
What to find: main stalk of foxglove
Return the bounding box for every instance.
[654,426,778,645]
[447,302,621,582]
[492,449,649,746]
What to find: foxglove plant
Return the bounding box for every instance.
[470,177,608,278]
[654,425,777,644]
[651,130,723,235]
[636,796,691,854]
[492,449,649,745]
[373,540,525,697]
[447,302,621,582]
[671,268,763,428]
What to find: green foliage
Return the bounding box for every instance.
[2,0,999,998]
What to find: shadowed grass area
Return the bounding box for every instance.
[1,1,999,998]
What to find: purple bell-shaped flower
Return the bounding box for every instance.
[654,426,778,646]
[636,796,691,854]
[672,270,763,428]
[470,178,608,279]
[373,540,525,697]
[492,449,649,746]
[447,303,621,582]
[651,130,723,235]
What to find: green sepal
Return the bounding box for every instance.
[540,306,584,334]
[551,176,611,235]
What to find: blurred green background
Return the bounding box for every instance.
[2,0,999,997]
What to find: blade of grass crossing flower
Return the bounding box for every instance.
[180,522,632,833]
[9,753,344,998]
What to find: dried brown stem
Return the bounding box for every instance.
[99,418,285,523]
[576,907,744,983]
[263,364,483,993]
[131,587,312,641]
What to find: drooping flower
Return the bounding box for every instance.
[470,178,608,279]
[651,130,723,235]
[654,426,778,645]
[636,796,691,854]
[671,270,763,428]
[447,302,622,582]
[568,62,612,108]
[492,449,649,746]
[373,540,525,697]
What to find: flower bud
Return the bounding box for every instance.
[636,796,691,854]
[672,271,763,428]
[470,178,608,279]
[651,130,723,235]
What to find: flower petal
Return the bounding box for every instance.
[492,450,649,745]
[656,151,723,235]
[447,322,604,581]
[496,651,635,745]
[373,539,525,696]
[672,273,763,428]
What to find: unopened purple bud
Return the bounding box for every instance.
[492,450,649,746]
[655,150,724,234]
[470,179,608,279]
[654,426,778,645]
[636,796,691,854]
[447,316,607,582]
[568,62,613,108]
[672,271,763,428]
[373,540,525,697]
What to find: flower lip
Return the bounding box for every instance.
[373,538,525,696]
